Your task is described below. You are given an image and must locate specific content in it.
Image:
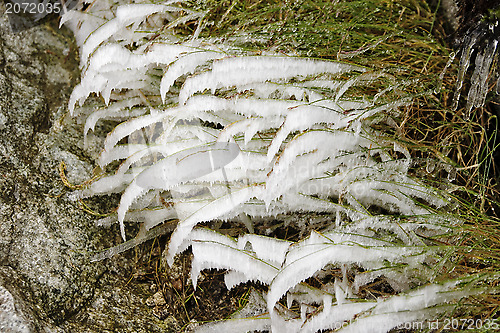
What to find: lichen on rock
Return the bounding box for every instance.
[0,3,175,332]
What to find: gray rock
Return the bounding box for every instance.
[0,5,173,332]
[0,267,39,333]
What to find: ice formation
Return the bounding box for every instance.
[62,1,478,332]
[451,19,500,119]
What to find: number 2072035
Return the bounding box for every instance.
[5,2,61,15]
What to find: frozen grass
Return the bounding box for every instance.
[187,0,500,322]
[61,0,500,330]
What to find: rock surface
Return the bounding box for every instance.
[0,5,175,332]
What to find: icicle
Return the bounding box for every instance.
[83,169,143,197]
[452,33,478,111]
[99,144,149,169]
[444,164,457,182]
[265,105,346,161]
[464,39,498,119]
[61,3,474,331]
[434,51,456,94]
[300,301,375,333]
[334,278,347,305]
[89,104,147,139]
[425,158,436,173]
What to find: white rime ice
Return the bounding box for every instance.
[179,56,365,104]
[160,50,224,102]
[63,2,477,332]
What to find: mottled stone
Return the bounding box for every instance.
[0,4,174,332]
